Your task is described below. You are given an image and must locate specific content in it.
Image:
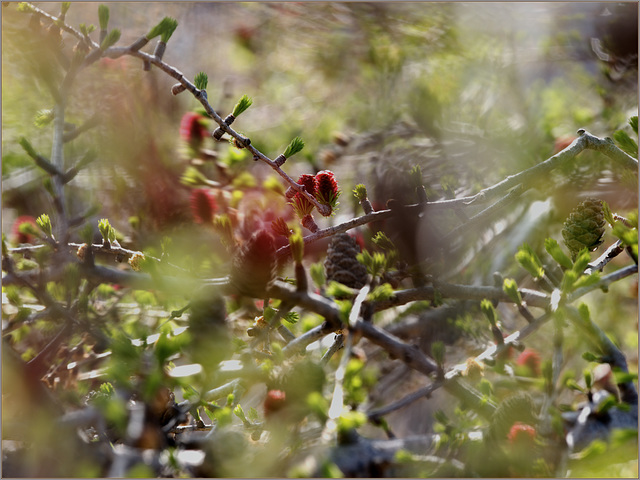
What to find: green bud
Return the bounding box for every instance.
[98,218,110,242]
[353,184,368,201]
[61,2,71,15]
[480,299,497,326]
[544,237,572,270]
[368,283,394,301]
[583,370,593,390]
[2,234,9,256]
[289,230,304,264]
[502,278,522,304]
[409,164,423,188]
[194,72,208,91]
[309,262,326,289]
[100,29,120,50]
[372,231,395,251]
[283,136,304,158]
[35,214,52,237]
[232,94,253,117]
[98,5,109,31]
[18,137,38,158]
[147,16,178,42]
[34,109,54,128]
[515,243,544,279]
[431,341,445,366]
[581,351,598,362]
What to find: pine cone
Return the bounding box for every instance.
[324,233,368,288]
[230,230,277,297]
[562,198,606,260]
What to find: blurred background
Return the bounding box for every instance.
[2,2,638,470]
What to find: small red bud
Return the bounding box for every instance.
[190,189,217,224]
[264,389,286,417]
[12,216,38,244]
[180,112,208,151]
[507,422,536,445]
[314,170,340,216]
[516,348,541,377]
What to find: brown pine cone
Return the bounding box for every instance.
[229,229,277,297]
[324,233,368,288]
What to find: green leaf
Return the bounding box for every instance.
[581,351,599,362]
[502,278,522,304]
[232,94,253,117]
[61,2,71,15]
[36,213,52,237]
[353,184,368,201]
[584,370,593,389]
[629,116,638,135]
[283,137,305,158]
[194,72,208,91]
[98,4,109,30]
[612,130,638,157]
[100,29,120,50]
[544,237,573,269]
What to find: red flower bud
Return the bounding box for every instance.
[516,348,541,377]
[507,422,536,445]
[271,217,292,238]
[190,189,217,224]
[298,174,316,196]
[314,170,340,216]
[288,174,316,219]
[12,216,38,244]
[264,389,287,417]
[180,112,208,151]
